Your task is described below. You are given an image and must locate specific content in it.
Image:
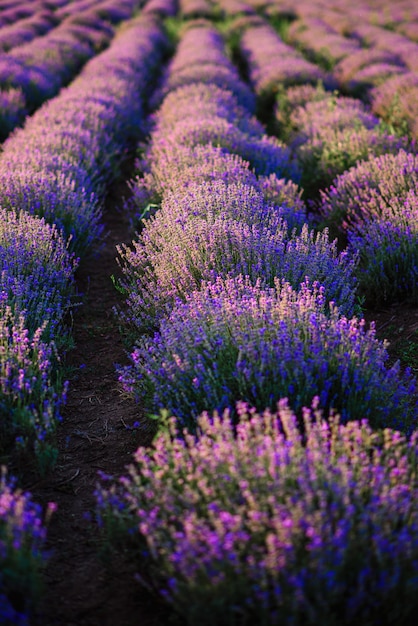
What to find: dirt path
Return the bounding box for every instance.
[29,163,169,626]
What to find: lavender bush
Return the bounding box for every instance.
[0,469,55,624]
[97,401,418,626]
[288,94,409,196]
[347,191,418,306]
[318,149,418,236]
[0,208,77,343]
[0,305,67,470]
[117,217,357,331]
[119,277,416,433]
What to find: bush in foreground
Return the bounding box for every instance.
[0,469,55,624]
[96,401,418,626]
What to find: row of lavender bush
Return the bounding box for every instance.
[0,11,168,620]
[0,0,144,140]
[260,0,418,141]
[229,12,418,309]
[98,16,418,624]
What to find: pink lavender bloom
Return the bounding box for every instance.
[0,14,167,257]
[287,16,360,67]
[119,276,416,432]
[0,469,53,623]
[333,48,407,89]
[179,0,214,19]
[0,2,36,26]
[0,304,67,464]
[147,82,299,181]
[96,402,418,625]
[216,0,255,16]
[142,0,178,17]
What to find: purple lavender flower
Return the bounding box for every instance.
[0,86,26,140]
[96,402,418,625]
[152,23,255,111]
[0,207,77,342]
[347,190,418,306]
[119,276,416,432]
[0,304,67,465]
[117,212,357,331]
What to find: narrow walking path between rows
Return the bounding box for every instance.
[29,163,169,626]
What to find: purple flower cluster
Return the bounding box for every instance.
[319,149,418,231]
[347,192,418,305]
[142,0,179,18]
[0,469,55,624]
[319,149,418,305]
[119,277,415,432]
[347,22,418,73]
[216,0,255,16]
[96,402,418,625]
[118,205,357,331]
[0,86,26,140]
[179,0,213,18]
[147,83,298,180]
[0,303,68,464]
[56,0,138,23]
[0,1,40,26]
[0,207,77,343]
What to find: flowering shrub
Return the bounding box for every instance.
[0,208,77,342]
[0,469,55,624]
[318,149,418,236]
[0,305,67,470]
[119,277,416,432]
[348,191,418,305]
[130,144,260,212]
[96,401,418,626]
[288,95,408,196]
[117,218,357,331]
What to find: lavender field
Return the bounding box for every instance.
[0,0,418,623]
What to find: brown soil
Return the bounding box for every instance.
[22,161,418,625]
[28,163,170,626]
